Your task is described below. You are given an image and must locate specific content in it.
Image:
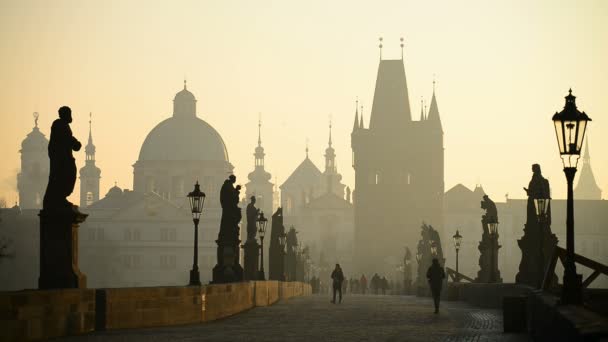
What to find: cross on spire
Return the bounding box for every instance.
[400,37,404,59]
[33,112,39,128]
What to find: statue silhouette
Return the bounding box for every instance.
[246,196,260,242]
[43,106,82,211]
[219,175,242,241]
[480,195,498,234]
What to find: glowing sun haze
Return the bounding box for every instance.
[0,0,607,205]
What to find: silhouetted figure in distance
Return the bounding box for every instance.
[43,106,82,211]
[245,196,259,242]
[381,276,388,295]
[426,258,446,313]
[331,263,345,304]
[360,274,367,295]
[219,175,242,241]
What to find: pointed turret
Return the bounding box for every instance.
[359,106,365,129]
[575,139,602,200]
[80,112,101,207]
[368,57,412,132]
[246,116,274,215]
[427,81,443,133]
[419,98,424,121]
[352,99,360,133]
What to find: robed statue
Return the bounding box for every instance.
[246,196,260,242]
[480,195,498,234]
[523,163,551,224]
[43,106,82,211]
[219,175,242,241]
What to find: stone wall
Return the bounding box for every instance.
[0,281,311,341]
[446,282,533,308]
[0,289,95,341]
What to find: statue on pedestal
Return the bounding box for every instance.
[516,164,558,287]
[213,175,244,283]
[242,196,260,280]
[39,106,88,289]
[269,207,286,281]
[476,195,502,283]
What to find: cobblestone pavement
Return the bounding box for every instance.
[57,295,531,342]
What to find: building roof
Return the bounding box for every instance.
[369,59,412,133]
[137,84,229,162]
[280,157,322,190]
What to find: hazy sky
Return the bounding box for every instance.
[1,0,607,206]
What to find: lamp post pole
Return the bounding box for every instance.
[453,230,462,282]
[257,212,267,280]
[551,89,590,305]
[187,182,205,286]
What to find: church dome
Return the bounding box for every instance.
[21,126,48,152]
[138,116,229,162]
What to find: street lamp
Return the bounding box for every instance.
[552,89,591,304]
[187,181,206,286]
[257,211,268,280]
[430,240,438,257]
[453,230,463,282]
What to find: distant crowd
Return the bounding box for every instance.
[310,273,394,295]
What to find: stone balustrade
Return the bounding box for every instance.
[0,281,312,341]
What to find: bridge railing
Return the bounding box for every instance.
[542,246,608,291]
[445,267,474,283]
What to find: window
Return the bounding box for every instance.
[86,192,94,206]
[375,173,380,185]
[160,228,176,241]
[160,255,177,269]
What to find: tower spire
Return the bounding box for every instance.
[400,37,404,60]
[352,98,360,132]
[258,113,262,146]
[420,97,424,121]
[360,106,365,129]
[379,37,383,60]
[328,116,333,147]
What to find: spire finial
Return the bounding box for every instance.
[400,37,404,59]
[379,37,383,60]
[360,105,364,129]
[420,97,424,121]
[184,79,187,90]
[258,112,262,146]
[433,74,436,93]
[328,115,333,147]
[305,138,309,158]
[88,112,93,141]
[33,112,39,128]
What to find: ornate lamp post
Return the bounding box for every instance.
[488,222,499,283]
[453,230,463,282]
[257,211,268,280]
[552,89,591,304]
[430,240,438,258]
[187,181,206,286]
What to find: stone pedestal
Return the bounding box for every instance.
[38,209,87,289]
[212,239,244,284]
[242,240,260,281]
[476,222,502,283]
[516,222,558,287]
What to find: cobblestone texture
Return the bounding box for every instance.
[56,295,531,342]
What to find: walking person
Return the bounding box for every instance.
[331,264,345,304]
[360,274,367,294]
[426,258,446,313]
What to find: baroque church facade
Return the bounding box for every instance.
[79,82,235,287]
[351,53,444,275]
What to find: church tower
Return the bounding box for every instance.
[17,112,49,209]
[245,118,274,216]
[321,120,345,198]
[79,113,101,208]
[575,140,602,200]
[351,42,444,274]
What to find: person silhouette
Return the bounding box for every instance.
[331,263,345,304]
[43,106,82,211]
[426,258,446,313]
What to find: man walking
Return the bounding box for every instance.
[331,264,345,304]
[426,258,446,313]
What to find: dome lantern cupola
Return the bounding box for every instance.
[173,80,197,118]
